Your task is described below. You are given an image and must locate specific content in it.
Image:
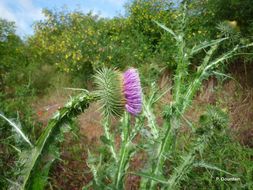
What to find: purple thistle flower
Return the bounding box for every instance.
[123,68,142,116]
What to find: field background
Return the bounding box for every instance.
[1,0,253,189]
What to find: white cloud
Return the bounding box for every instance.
[0,0,44,37]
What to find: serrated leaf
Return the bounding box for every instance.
[153,20,178,41]
[193,162,234,176]
[0,113,33,147]
[131,172,168,184]
[191,38,227,55]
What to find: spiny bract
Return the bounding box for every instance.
[94,67,125,116]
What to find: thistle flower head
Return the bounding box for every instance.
[94,67,142,116]
[123,68,142,116]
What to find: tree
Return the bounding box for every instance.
[0,19,26,92]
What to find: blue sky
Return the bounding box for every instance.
[0,0,128,37]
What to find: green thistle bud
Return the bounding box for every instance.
[94,67,125,116]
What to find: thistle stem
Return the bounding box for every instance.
[103,115,118,162]
[149,115,181,190]
[115,112,130,189]
[149,119,172,189]
[115,141,129,189]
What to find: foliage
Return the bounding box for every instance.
[4,91,97,190]
[82,8,252,188]
[30,9,153,83]
[0,19,29,92]
[0,0,253,189]
[186,0,253,64]
[0,19,39,188]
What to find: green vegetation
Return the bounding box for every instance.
[1,0,253,189]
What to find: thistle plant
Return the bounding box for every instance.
[166,106,229,189]
[4,5,253,190]
[84,67,144,189]
[135,5,253,190]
